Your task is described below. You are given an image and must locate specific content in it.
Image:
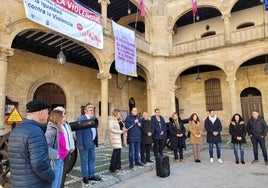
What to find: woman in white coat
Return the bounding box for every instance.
[109,109,126,173]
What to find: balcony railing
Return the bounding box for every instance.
[231,24,266,44]
[172,24,267,56]
[104,19,267,56]
[172,34,225,55]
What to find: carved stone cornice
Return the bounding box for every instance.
[98,0,110,5]
[97,72,112,80]
[0,47,14,62]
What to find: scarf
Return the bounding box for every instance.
[209,115,217,124]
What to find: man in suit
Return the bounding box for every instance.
[76,104,101,185]
[151,108,166,157]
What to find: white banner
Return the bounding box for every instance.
[23,0,103,49]
[112,21,137,77]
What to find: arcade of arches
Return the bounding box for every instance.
[1,0,268,143]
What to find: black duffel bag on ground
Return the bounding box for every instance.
[155,155,170,178]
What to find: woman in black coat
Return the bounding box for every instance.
[169,112,186,162]
[229,113,247,164]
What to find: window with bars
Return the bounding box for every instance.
[204,78,223,111]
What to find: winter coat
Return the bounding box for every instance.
[169,119,186,150]
[141,119,154,144]
[205,116,222,143]
[45,121,59,160]
[188,120,203,145]
[229,121,247,144]
[76,115,98,149]
[8,119,55,188]
[151,115,166,140]
[125,114,142,142]
[247,117,268,137]
[108,116,123,149]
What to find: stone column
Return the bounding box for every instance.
[146,83,155,115]
[226,75,237,115]
[222,14,231,44]
[0,47,14,134]
[98,0,110,28]
[97,72,111,145]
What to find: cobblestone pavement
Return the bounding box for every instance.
[64,138,268,188]
[64,142,191,188]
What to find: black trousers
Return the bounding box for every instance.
[153,139,165,157]
[109,148,121,172]
[174,137,184,160]
[141,143,151,163]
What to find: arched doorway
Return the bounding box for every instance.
[240,87,263,122]
[33,83,66,109]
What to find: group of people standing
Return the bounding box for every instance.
[108,107,268,172]
[8,100,76,188]
[108,107,190,171]
[7,99,268,188]
[8,101,102,188]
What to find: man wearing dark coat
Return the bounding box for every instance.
[151,108,166,157]
[247,110,268,165]
[204,110,223,163]
[125,107,143,168]
[8,100,55,188]
[140,112,154,164]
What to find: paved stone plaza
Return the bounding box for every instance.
[64,141,268,188]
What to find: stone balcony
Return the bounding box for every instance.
[172,24,267,56]
[104,20,267,56]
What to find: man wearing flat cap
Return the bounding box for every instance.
[8,100,55,188]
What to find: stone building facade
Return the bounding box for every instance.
[1,0,268,143]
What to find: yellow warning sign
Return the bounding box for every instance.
[6,107,23,125]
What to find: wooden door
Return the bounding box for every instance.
[33,83,66,109]
[241,94,263,123]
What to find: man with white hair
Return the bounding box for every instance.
[53,106,75,188]
[76,104,101,186]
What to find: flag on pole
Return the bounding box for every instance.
[265,0,268,11]
[140,0,145,17]
[192,0,197,18]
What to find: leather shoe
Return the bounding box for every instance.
[83,177,89,184]
[89,176,102,181]
[251,160,258,164]
[135,162,144,166]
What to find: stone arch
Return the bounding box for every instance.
[27,76,72,112]
[107,55,151,84]
[117,0,152,39]
[7,19,106,71]
[33,83,66,109]
[172,58,227,86]
[240,87,263,122]
[229,0,240,13]
[233,48,268,74]
[169,0,223,31]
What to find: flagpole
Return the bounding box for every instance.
[193,14,197,52]
[192,0,197,52]
[134,6,139,32]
